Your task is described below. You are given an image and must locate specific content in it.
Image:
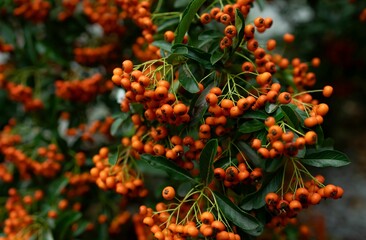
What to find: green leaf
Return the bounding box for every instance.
[210,48,225,65]
[214,191,263,236]
[141,154,197,183]
[301,150,350,167]
[314,125,324,146]
[156,18,180,32]
[213,156,237,170]
[110,113,129,137]
[280,105,300,129]
[172,44,213,68]
[23,25,37,63]
[152,40,172,53]
[110,118,123,136]
[264,158,284,172]
[174,0,206,44]
[178,62,200,93]
[231,9,245,51]
[237,141,264,168]
[55,212,82,240]
[72,220,89,237]
[241,110,268,120]
[199,139,218,185]
[119,117,135,137]
[188,79,215,125]
[240,170,283,210]
[108,150,119,166]
[48,176,69,197]
[239,119,265,133]
[265,103,278,114]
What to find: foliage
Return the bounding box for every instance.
[0,0,355,239]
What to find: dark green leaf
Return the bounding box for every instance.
[157,18,180,32]
[23,25,37,63]
[141,154,197,183]
[188,80,214,125]
[48,176,69,197]
[166,53,188,65]
[174,0,190,8]
[255,130,267,146]
[241,170,283,210]
[110,118,123,137]
[108,150,119,166]
[294,107,308,122]
[235,9,245,40]
[274,107,285,121]
[55,212,82,240]
[264,158,284,172]
[199,139,218,185]
[314,125,324,146]
[214,191,263,236]
[178,63,200,93]
[239,119,265,133]
[237,141,264,168]
[110,113,129,137]
[72,220,89,237]
[172,45,189,55]
[172,44,212,68]
[174,0,206,44]
[119,118,135,137]
[152,40,172,53]
[280,105,300,129]
[302,150,350,167]
[241,110,268,120]
[265,103,278,114]
[210,48,225,65]
[213,156,237,169]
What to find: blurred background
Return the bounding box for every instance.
[253,0,366,239]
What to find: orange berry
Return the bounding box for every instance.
[289,200,302,212]
[283,33,295,43]
[251,138,262,150]
[164,30,175,43]
[278,92,292,104]
[304,131,317,145]
[264,116,276,127]
[265,192,280,206]
[122,60,133,73]
[200,212,214,225]
[323,85,333,97]
[162,186,175,200]
[200,13,211,24]
[173,103,188,116]
[256,72,272,85]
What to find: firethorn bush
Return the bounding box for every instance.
[0,0,352,239]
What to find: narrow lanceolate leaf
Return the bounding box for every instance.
[239,119,265,133]
[232,8,245,49]
[280,105,300,129]
[237,141,264,168]
[199,139,218,185]
[49,176,69,196]
[174,0,206,44]
[241,170,283,210]
[141,154,197,183]
[179,62,200,93]
[214,191,264,236]
[301,150,350,167]
[241,110,268,120]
